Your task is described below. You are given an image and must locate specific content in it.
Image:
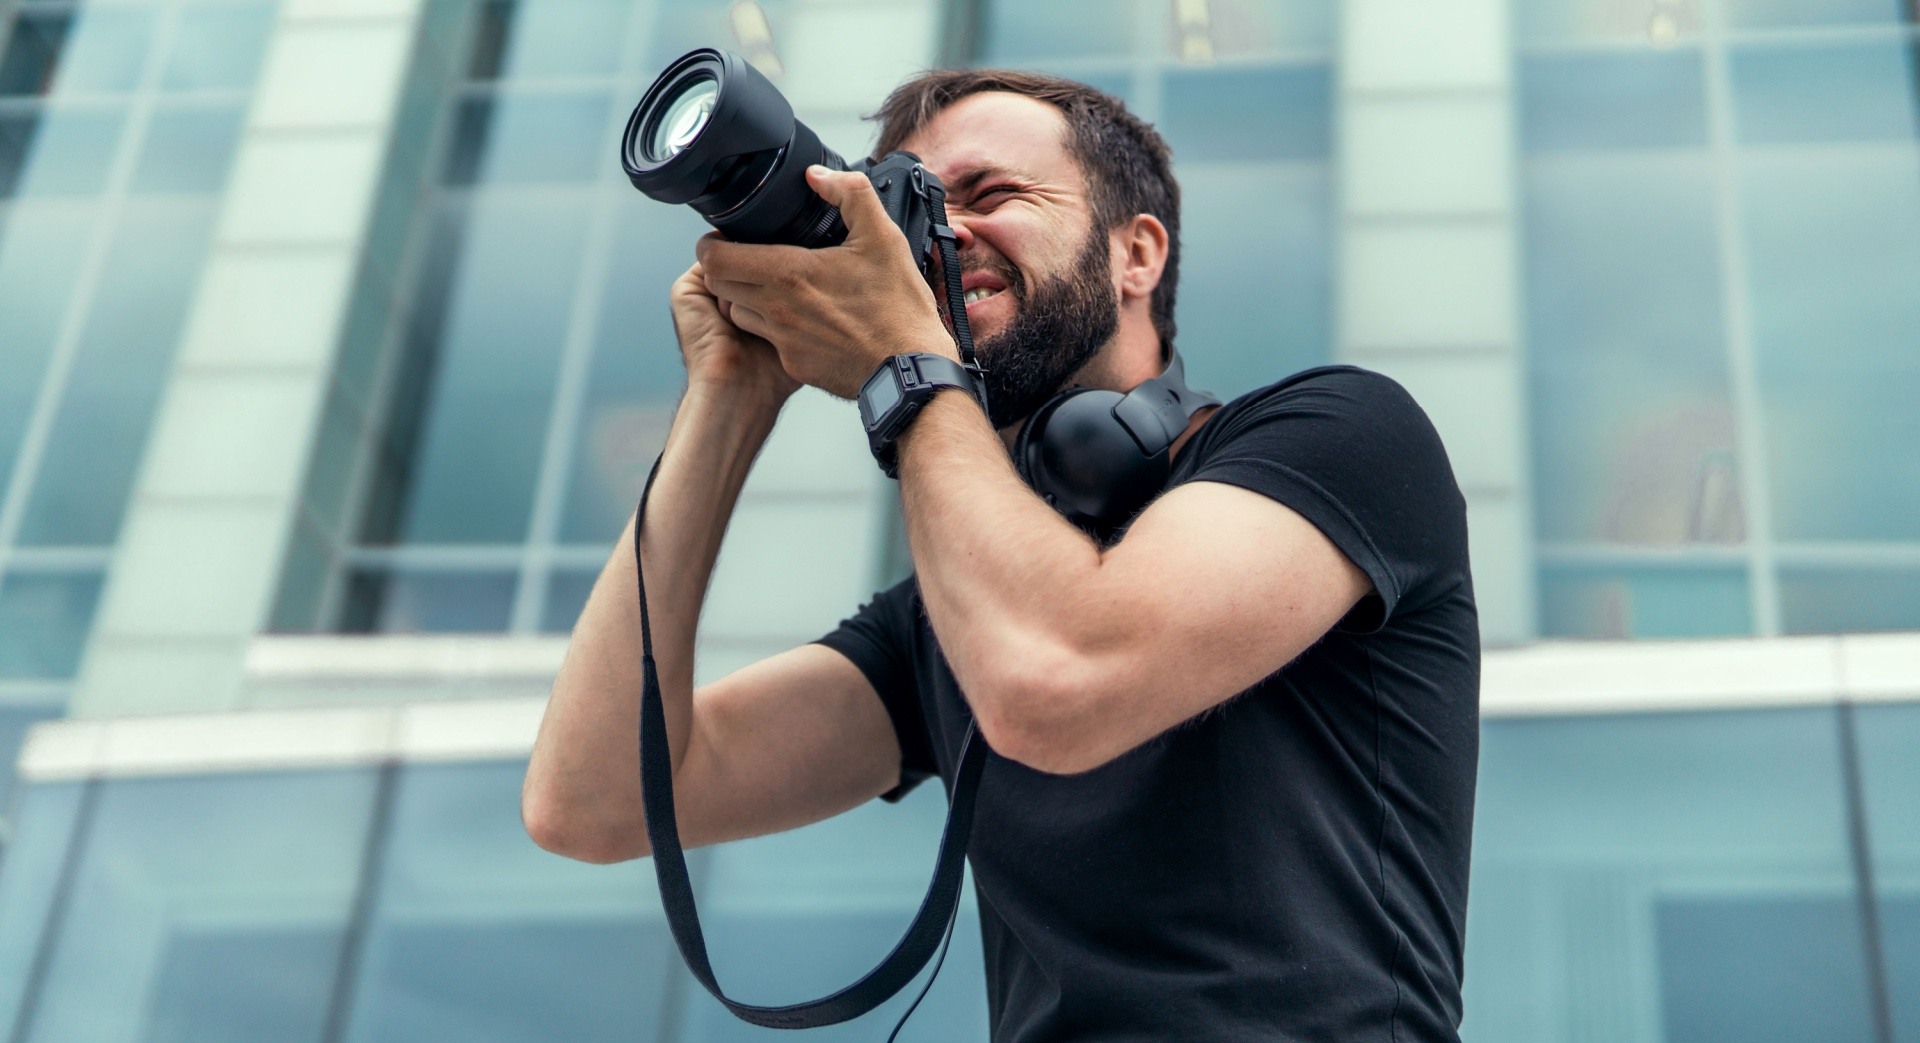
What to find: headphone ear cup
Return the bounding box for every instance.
[1020,388,1172,531]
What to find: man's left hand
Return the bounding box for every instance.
[697,166,959,399]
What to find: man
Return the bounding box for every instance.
[524,69,1479,1041]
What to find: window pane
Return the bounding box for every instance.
[161,4,274,92]
[49,7,153,95]
[494,0,627,79]
[341,761,673,1042]
[981,0,1133,63]
[1162,65,1331,163]
[130,103,246,193]
[0,202,98,497]
[1779,567,1920,635]
[1520,52,1709,153]
[1727,0,1909,28]
[442,91,612,186]
[0,702,60,806]
[0,782,88,1034]
[20,770,379,1043]
[1175,162,1330,397]
[342,569,518,633]
[1524,153,1738,544]
[541,569,596,632]
[1742,148,1920,542]
[1462,708,1876,1042]
[558,202,706,543]
[0,11,71,97]
[18,199,217,546]
[6,103,127,198]
[1538,564,1751,639]
[0,570,104,678]
[1203,0,1337,54]
[1732,41,1919,146]
[1855,702,1920,1043]
[683,783,990,1039]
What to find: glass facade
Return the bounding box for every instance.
[0,0,275,679]
[1,705,1915,1039]
[1520,0,1920,638]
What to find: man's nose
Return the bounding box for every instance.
[944,213,978,252]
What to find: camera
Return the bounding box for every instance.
[620,48,949,276]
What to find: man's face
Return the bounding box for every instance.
[899,93,1121,428]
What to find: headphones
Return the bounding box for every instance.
[1013,349,1221,535]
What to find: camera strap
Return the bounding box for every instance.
[632,454,988,1029]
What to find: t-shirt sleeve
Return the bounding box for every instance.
[813,576,939,801]
[1180,367,1468,632]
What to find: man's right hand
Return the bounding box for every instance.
[672,257,801,403]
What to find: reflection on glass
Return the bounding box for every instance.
[6,104,126,197]
[1175,163,1330,397]
[18,199,217,546]
[1520,52,1709,153]
[493,0,627,79]
[342,762,672,1043]
[0,782,86,1036]
[0,571,105,678]
[1463,708,1875,1042]
[18,770,377,1043]
[1538,565,1750,638]
[1162,66,1330,163]
[442,91,612,186]
[160,4,275,93]
[1854,702,1920,1043]
[341,569,518,633]
[1778,568,1920,635]
[1742,148,1920,542]
[49,7,153,95]
[0,11,71,97]
[1525,153,1736,544]
[0,203,96,496]
[131,104,246,193]
[981,0,1133,63]
[1732,41,1919,146]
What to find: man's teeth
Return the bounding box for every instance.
[964,288,1002,305]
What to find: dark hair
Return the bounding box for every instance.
[870,69,1181,356]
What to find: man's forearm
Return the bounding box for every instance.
[524,381,784,859]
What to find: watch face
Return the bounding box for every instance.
[860,367,903,431]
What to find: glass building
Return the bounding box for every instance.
[0,0,1916,1039]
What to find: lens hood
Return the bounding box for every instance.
[622,48,795,205]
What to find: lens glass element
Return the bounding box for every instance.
[649,76,719,161]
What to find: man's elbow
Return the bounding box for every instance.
[971,655,1118,776]
[521,781,649,865]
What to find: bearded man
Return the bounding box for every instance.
[524,69,1480,1043]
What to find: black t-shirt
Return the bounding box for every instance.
[816,365,1480,1042]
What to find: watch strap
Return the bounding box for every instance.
[863,353,984,478]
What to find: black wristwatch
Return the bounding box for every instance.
[857,353,985,478]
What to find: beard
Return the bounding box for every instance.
[963,226,1119,429]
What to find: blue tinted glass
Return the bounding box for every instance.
[1524,153,1737,544]
[541,569,597,632]
[8,103,126,197]
[0,781,87,1034]
[1727,0,1909,27]
[1205,0,1338,53]
[0,570,104,678]
[1733,41,1919,145]
[1175,162,1331,397]
[1854,702,1920,1043]
[388,193,589,543]
[496,0,626,78]
[19,199,217,546]
[341,762,672,1042]
[1742,149,1920,541]
[683,783,990,1038]
[1463,709,1874,1042]
[444,91,613,186]
[1778,567,1920,635]
[643,0,793,70]
[981,0,1134,63]
[1162,66,1331,163]
[160,4,274,92]
[1538,564,1751,638]
[50,7,153,94]
[0,11,70,97]
[131,104,246,193]
[21,770,378,1043]
[1521,52,1709,153]
[559,202,704,542]
[1516,0,1683,43]
[344,569,517,633]
[0,202,97,496]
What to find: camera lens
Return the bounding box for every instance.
[621,49,848,247]
[646,75,718,162]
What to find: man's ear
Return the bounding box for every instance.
[1114,213,1170,303]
